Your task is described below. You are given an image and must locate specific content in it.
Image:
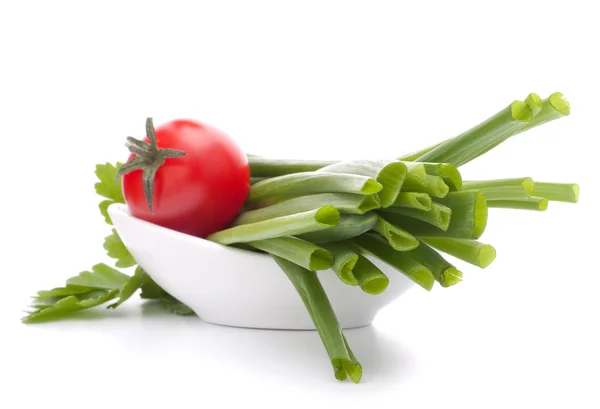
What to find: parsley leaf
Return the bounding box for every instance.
[23,289,120,323]
[160,294,195,316]
[23,264,194,322]
[140,276,165,299]
[99,200,114,225]
[95,162,125,225]
[22,161,197,323]
[140,276,196,316]
[108,266,147,309]
[36,285,95,299]
[67,263,130,289]
[104,229,137,268]
[23,264,128,323]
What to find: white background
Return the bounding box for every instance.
[1,1,599,408]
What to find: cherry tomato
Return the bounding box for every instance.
[120,118,249,238]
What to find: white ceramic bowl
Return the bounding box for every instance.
[108,203,414,330]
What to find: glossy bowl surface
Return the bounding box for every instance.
[108,203,414,330]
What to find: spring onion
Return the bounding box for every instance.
[422,238,496,268]
[388,191,487,239]
[487,197,548,211]
[415,93,543,166]
[320,242,359,285]
[402,174,450,198]
[392,192,432,211]
[381,202,452,231]
[248,158,336,177]
[273,256,362,382]
[422,163,462,191]
[514,92,570,134]
[250,177,268,185]
[250,237,333,271]
[352,253,390,295]
[407,240,462,287]
[207,206,340,244]
[401,162,429,188]
[298,213,378,243]
[233,193,380,225]
[373,214,420,251]
[462,178,534,200]
[317,160,407,208]
[399,94,569,165]
[248,172,382,203]
[351,233,435,290]
[434,191,488,238]
[532,182,579,203]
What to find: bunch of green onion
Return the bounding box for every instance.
[206,92,579,383]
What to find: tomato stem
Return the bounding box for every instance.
[115,117,186,212]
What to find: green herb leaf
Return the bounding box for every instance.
[108,266,148,309]
[66,263,130,290]
[95,162,125,224]
[23,289,119,323]
[139,276,166,299]
[104,229,137,268]
[95,162,125,201]
[138,276,196,315]
[36,285,96,299]
[159,294,196,316]
[99,200,114,225]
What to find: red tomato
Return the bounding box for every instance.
[121,118,250,238]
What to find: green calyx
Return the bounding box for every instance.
[115,118,186,212]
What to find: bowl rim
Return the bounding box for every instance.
[108,203,271,261]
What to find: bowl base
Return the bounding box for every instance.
[201,317,374,331]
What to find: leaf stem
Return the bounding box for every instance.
[248,172,382,203]
[422,163,463,191]
[487,197,548,211]
[351,234,435,290]
[207,207,340,244]
[373,214,420,251]
[462,177,534,200]
[392,192,432,211]
[352,253,390,295]
[248,158,336,177]
[532,182,579,203]
[407,240,462,287]
[422,238,496,268]
[403,174,450,198]
[317,160,407,208]
[320,242,360,285]
[233,193,380,225]
[381,202,452,231]
[273,256,362,382]
[251,237,333,270]
[415,93,543,166]
[298,213,378,243]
